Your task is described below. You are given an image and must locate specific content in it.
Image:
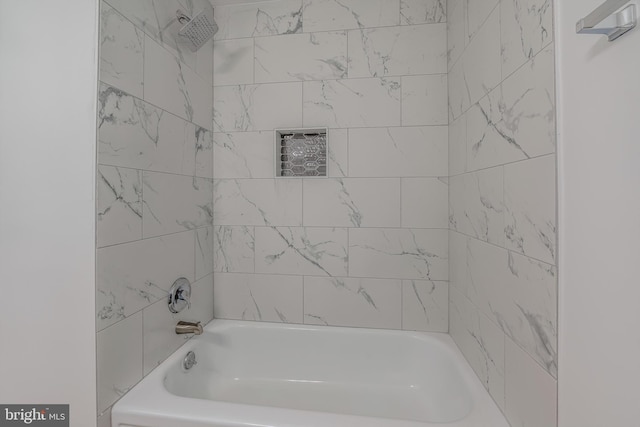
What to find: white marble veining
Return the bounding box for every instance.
[213,38,254,86]
[402,280,448,332]
[213,179,302,226]
[142,274,213,375]
[303,78,401,128]
[195,227,214,280]
[99,84,198,176]
[97,312,142,413]
[449,166,504,245]
[195,127,214,178]
[448,231,469,295]
[213,131,274,178]
[448,8,501,120]
[302,0,400,32]
[401,178,448,229]
[327,128,348,177]
[505,338,557,426]
[213,273,303,323]
[100,3,144,98]
[255,227,349,276]
[214,82,303,132]
[349,228,448,280]
[402,74,448,126]
[144,35,212,129]
[348,24,446,78]
[446,0,465,69]
[143,172,213,238]
[256,32,348,82]
[304,277,402,329]
[449,288,505,411]
[96,231,195,331]
[348,126,448,177]
[214,226,255,273]
[97,165,142,248]
[467,46,555,171]
[214,0,303,40]
[466,0,499,45]
[501,0,553,78]
[303,178,401,227]
[400,0,446,25]
[504,155,556,264]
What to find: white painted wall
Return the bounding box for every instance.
[0,1,99,426]
[556,1,640,425]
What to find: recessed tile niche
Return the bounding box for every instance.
[275,128,328,177]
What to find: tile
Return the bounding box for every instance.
[446,0,465,69]
[213,0,303,40]
[328,129,348,177]
[402,74,448,126]
[304,277,402,329]
[97,410,111,427]
[400,0,446,25]
[97,312,142,413]
[303,0,400,32]
[303,178,401,227]
[501,0,553,78]
[195,127,214,178]
[449,288,505,411]
[448,8,501,120]
[503,252,557,377]
[449,113,467,176]
[213,273,303,323]
[255,227,348,276]
[349,126,448,177]
[213,82,303,132]
[348,24,446,78]
[213,179,302,226]
[142,172,213,238]
[100,2,144,98]
[464,237,508,321]
[213,38,254,86]
[401,178,448,229]
[256,32,347,83]
[97,165,142,248]
[448,231,468,295]
[504,155,556,264]
[402,280,448,332]
[98,83,197,176]
[467,46,556,171]
[144,35,213,129]
[143,274,213,375]
[213,131,274,179]
[505,338,557,427]
[105,0,214,78]
[466,0,500,44]
[449,167,504,245]
[214,226,255,273]
[303,78,401,128]
[195,226,214,280]
[349,228,448,280]
[96,231,195,331]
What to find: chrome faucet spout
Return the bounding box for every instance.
[175,321,203,335]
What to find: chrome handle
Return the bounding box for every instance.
[175,321,203,335]
[577,0,637,41]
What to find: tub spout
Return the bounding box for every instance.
[175,321,203,335]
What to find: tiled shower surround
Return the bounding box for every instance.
[212,0,450,332]
[96,0,214,424]
[447,0,558,426]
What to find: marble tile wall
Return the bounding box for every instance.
[212,0,449,334]
[96,0,214,420]
[446,0,557,425]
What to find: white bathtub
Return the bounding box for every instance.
[112,320,508,427]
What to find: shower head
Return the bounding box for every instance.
[176,9,218,52]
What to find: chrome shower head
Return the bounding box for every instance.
[177,9,218,52]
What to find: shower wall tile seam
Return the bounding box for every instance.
[447,152,557,178]
[213,72,448,88]
[98,80,215,132]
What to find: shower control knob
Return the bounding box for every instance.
[168,278,192,313]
